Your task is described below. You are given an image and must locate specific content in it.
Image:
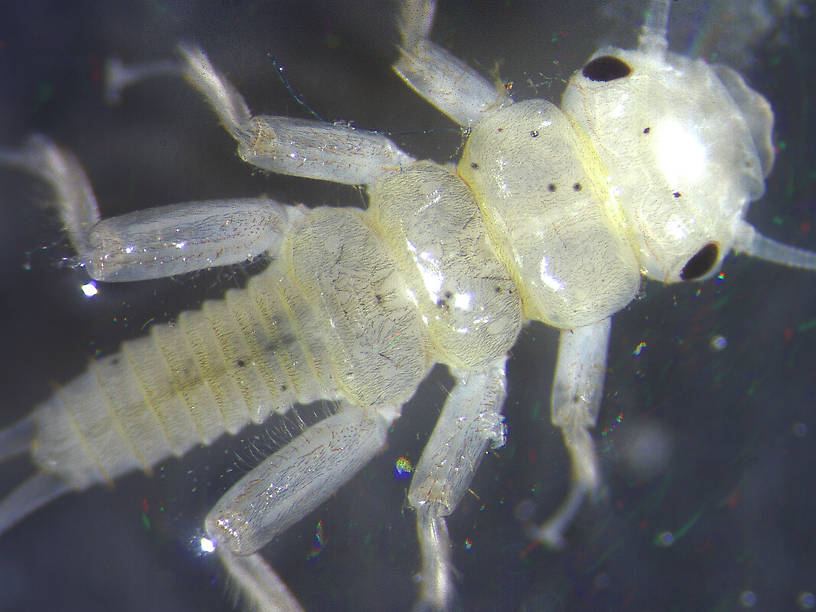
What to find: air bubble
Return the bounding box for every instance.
[655,531,674,547]
[710,335,727,351]
[739,591,757,607]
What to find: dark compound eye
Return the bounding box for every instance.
[582,55,632,82]
[680,243,719,280]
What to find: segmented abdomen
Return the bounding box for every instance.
[31,264,338,490]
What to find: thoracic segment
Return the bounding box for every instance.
[370,162,522,370]
[459,100,640,328]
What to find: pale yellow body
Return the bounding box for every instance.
[31,52,776,491]
[3,2,814,610]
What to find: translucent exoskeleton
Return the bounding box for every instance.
[1,1,815,611]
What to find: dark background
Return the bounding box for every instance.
[0,1,814,610]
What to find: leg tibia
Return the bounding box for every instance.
[179,44,253,139]
[216,548,304,612]
[395,0,511,126]
[537,318,611,547]
[409,359,507,610]
[415,509,456,610]
[105,56,182,105]
[0,135,99,258]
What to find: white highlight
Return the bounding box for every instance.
[539,257,565,292]
[80,281,98,298]
[656,119,707,185]
[200,537,216,553]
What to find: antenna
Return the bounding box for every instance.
[639,0,671,58]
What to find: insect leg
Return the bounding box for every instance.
[104,56,182,105]
[215,548,304,612]
[79,198,304,281]
[203,402,398,605]
[408,359,507,610]
[0,135,100,260]
[0,135,305,281]
[179,45,415,186]
[532,317,611,548]
[394,0,512,127]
